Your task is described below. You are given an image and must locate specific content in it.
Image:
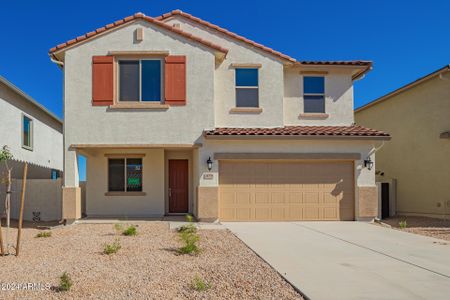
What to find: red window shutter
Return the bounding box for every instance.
[92,56,114,106]
[164,56,186,105]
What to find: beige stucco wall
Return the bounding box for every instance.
[85,149,165,217]
[0,179,62,221]
[356,75,450,217]
[63,20,217,187]
[163,16,285,128]
[0,81,63,174]
[284,68,355,126]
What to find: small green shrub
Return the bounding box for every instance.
[114,223,124,234]
[178,227,200,255]
[191,275,211,291]
[35,231,52,238]
[185,214,194,223]
[399,220,407,229]
[58,272,73,292]
[177,223,197,234]
[122,225,137,236]
[103,239,121,255]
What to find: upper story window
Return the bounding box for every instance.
[235,68,259,107]
[303,76,325,113]
[119,59,162,102]
[108,158,143,192]
[22,115,33,150]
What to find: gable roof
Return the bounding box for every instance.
[155,9,296,63]
[356,64,450,113]
[49,12,229,58]
[50,9,373,78]
[0,75,62,125]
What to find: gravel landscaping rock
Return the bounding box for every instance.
[380,216,450,242]
[0,222,302,299]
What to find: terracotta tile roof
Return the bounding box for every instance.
[49,12,229,55]
[155,9,297,63]
[204,125,390,139]
[297,61,372,67]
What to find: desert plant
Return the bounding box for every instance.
[103,239,121,255]
[58,272,73,292]
[399,220,407,229]
[190,275,211,291]
[185,214,194,223]
[113,223,124,234]
[122,225,137,236]
[177,223,197,234]
[35,231,52,238]
[178,227,200,255]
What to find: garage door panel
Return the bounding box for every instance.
[219,161,354,221]
[288,192,303,203]
[236,192,252,205]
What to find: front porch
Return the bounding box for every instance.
[63,144,202,222]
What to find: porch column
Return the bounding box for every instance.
[195,148,219,222]
[62,148,81,223]
[355,153,378,221]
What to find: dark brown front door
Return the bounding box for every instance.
[169,159,189,213]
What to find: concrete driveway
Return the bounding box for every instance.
[223,222,450,300]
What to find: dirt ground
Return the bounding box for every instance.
[381,216,450,242]
[0,221,302,299]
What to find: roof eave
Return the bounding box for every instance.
[356,64,450,113]
[204,134,391,141]
[0,75,63,125]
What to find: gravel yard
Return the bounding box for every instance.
[380,216,450,242]
[0,222,302,299]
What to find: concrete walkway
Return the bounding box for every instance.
[224,221,450,300]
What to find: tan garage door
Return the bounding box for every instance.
[219,161,354,221]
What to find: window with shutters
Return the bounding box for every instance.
[118,59,163,102]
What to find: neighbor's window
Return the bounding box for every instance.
[22,115,33,150]
[303,76,325,113]
[51,169,60,180]
[235,68,259,107]
[108,158,143,192]
[119,59,162,102]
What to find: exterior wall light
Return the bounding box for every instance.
[207,156,213,171]
[364,157,374,170]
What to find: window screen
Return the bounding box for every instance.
[119,61,139,101]
[126,159,143,192]
[235,68,259,107]
[108,159,125,192]
[141,60,161,101]
[303,76,325,113]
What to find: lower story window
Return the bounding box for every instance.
[108,158,143,192]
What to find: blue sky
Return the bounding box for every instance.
[1,0,449,180]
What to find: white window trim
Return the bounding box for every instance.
[235,68,260,108]
[117,58,164,103]
[303,76,326,113]
[21,113,33,151]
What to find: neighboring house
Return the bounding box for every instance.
[356,65,450,219]
[0,75,63,179]
[49,10,389,223]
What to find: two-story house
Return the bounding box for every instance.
[0,75,63,179]
[49,10,389,223]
